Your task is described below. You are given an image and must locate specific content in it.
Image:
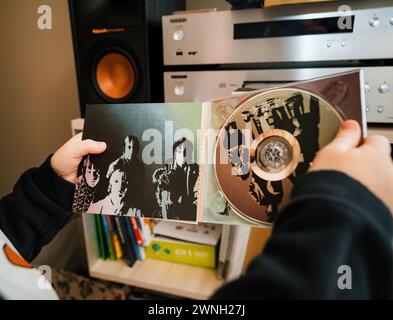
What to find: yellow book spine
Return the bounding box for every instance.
[112,234,123,259]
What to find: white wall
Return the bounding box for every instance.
[0,0,80,196]
[0,0,231,197]
[0,0,232,270]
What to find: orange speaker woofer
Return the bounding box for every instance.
[95,51,137,101]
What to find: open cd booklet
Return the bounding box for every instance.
[73,70,367,227]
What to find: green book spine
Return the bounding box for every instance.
[101,214,116,260]
[95,214,107,259]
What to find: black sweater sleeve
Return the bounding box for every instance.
[212,171,393,299]
[0,156,75,262]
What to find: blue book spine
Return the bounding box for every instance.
[118,217,137,267]
[101,214,116,260]
[125,217,143,261]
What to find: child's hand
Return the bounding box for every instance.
[51,133,107,184]
[310,120,393,213]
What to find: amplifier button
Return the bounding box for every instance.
[174,85,185,96]
[173,30,184,41]
[369,16,380,27]
[365,83,371,93]
[378,83,390,94]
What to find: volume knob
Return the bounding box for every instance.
[173,29,184,41]
[378,83,390,94]
[174,85,185,96]
[369,16,380,27]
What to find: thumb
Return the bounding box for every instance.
[74,138,107,158]
[69,133,106,158]
[328,120,361,152]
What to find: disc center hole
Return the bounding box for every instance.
[256,136,293,174]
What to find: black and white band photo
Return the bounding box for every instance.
[72,103,203,222]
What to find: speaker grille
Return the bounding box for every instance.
[95,51,137,101]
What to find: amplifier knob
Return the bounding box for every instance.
[377,106,384,113]
[174,85,185,96]
[173,29,184,41]
[366,106,370,113]
[390,17,393,26]
[378,83,390,94]
[369,16,380,27]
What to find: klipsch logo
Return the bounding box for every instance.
[91,28,126,35]
[37,5,52,30]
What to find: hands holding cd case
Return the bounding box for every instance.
[72,70,366,226]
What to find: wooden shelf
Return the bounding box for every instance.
[89,258,223,300]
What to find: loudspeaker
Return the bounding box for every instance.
[69,0,185,116]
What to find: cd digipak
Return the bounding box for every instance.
[212,70,366,226]
[73,70,366,227]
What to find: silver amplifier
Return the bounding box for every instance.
[164,67,393,123]
[162,0,393,65]
[162,1,393,124]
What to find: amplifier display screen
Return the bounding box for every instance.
[234,16,355,39]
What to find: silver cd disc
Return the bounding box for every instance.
[214,88,344,225]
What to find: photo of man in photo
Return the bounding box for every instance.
[86,136,144,216]
[72,156,101,213]
[106,136,144,215]
[87,167,128,215]
[153,137,199,221]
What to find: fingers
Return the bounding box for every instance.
[74,139,107,158]
[327,120,361,152]
[82,139,107,155]
[361,134,392,157]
